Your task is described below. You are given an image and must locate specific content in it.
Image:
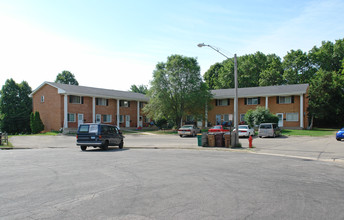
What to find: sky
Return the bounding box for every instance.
[1,0,344,92]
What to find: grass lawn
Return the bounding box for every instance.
[282,128,337,136]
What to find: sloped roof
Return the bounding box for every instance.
[31,82,149,101]
[212,84,309,99]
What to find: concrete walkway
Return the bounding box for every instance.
[6,133,344,164]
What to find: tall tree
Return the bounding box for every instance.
[55,70,79,85]
[308,69,344,128]
[143,55,212,128]
[282,49,315,84]
[203,62,223,89]
[259,54,284,86]
[130,84,148,94]
[0,79,32,134]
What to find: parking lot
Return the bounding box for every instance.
[8,133,344,163]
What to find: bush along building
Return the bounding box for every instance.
[30,82,150,133]
[205,84,309,129]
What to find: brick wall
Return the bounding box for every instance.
[32,84,63,131]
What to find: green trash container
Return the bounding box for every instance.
[197,134,202,146]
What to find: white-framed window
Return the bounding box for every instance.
[102,115,112,123]
[96,114,101,123]
[96,98,108,106]
[68,113,76,122]
[279,96,292,104]
[140,102,147,108]
[216,99,229,106]
[119,115,124,123]
[240,114,246,122]
[223,114,230,122]
[41,96,44,103]
[69,95,83,104]
[120,100,130,107]
[246,98,259,105]
[286,113,299,122]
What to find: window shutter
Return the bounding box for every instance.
[81,97,84,104]
[276,96,279,104]
[291,96,294,103]
[96,98,98,105]
[128,101,130,107]
[69,96,72,103]
[215,100,218,106]
[106,99,109,106]
[228,99,230,105]
[258,97,261,105]
[244,98,247,105]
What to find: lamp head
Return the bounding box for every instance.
[197,43,206,48]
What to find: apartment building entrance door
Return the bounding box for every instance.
[276,113,283,127]
[78,114,84,127]
[125,115,130,127]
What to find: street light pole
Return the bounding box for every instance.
[197,43,239,147]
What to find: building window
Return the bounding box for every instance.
[103,115,112,123]
[144,116,150,123]
[223,114,230,122]
[69,95,83,104]
[139,102,147,108]
[96,114,101,123]
[216,99,230,106]
[96,98,108,106]
[120,100,130,107]
[245,97,260,105]
[68,113,76,122]
[277,96,294,104]
[286,113,299,122]
[41,96,44,103]
[240,114,246,122]
[119,115,124,123]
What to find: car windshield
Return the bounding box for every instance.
[212,126,222,129]
[260,124,272,129]
[341,128,344,131]
[182,125,193,129]
[78,125,89,133]
[238,125,248,129]
[89,124,98,133]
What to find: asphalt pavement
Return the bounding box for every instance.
[7,133,344,164]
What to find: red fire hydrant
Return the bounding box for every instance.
[248,135,253,148]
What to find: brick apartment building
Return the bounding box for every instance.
[207,84,309,129]
[31,82,309,132]
[31,82,150,132]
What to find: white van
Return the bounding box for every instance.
[258,123,281,138]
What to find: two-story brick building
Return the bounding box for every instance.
[31,82,309,132]
[31,82,150,132]
[207,84,309,129]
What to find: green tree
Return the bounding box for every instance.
[0,79,32,134]
[244,106,279,127]
[130,84,148,94]
[143,55,212,128]
[30,111,44,133]
[203,63,224,89]
[282,49,315,84]
[259,54,284,86]
[55,70,79,85]
[307,69,344,128]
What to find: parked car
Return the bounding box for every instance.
[76,123,124,151]
[258,123,281,138]
[336,128,344,141]
[208,125,230,133]
[178,124,201,137]
[233,125,255,137]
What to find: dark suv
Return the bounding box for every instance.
[76,124,124,151]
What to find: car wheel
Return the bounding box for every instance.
[337,138,341,141]
[273,133,276,138]
[180,135,183,138]
[192,132,196,137]
[102,141,109,150]
[80,146,87,151]
[119,141,124,149]
[259,136,262,138]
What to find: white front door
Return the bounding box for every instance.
[277,113,283,127]
[78,114,84,127]
[125,115,130,127]
[216,115,222,125]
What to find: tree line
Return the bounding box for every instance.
[0,71,78,134]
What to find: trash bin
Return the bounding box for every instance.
[224,132,231,147]
[201,132,208,147]
[207,134,215,147]
[197,134,202,146]
[215,133,224,147]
